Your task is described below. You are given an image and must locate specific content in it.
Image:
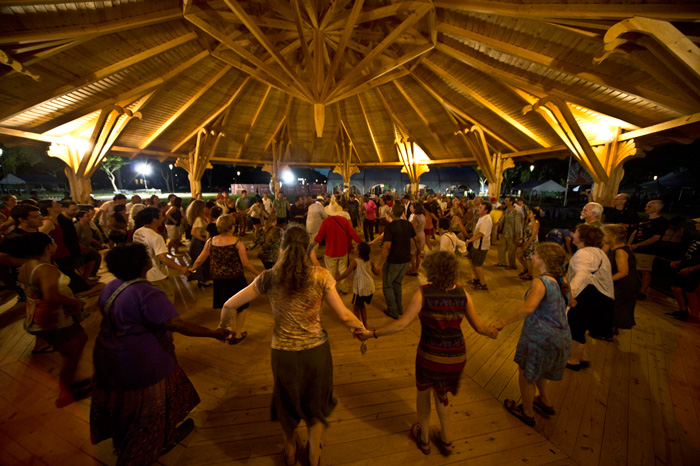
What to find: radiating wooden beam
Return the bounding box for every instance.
[221,0,312,99]
[411,71,518,152]
[171,76,252,153]
[260,96,293,158]
[236,85,272,157]
[423,58,549,147]
[185,13,312,100]
[356,94,386,163]
[31,51,208,134]
[326,69,410,105]
[139,65,232,150]
[0,33,197,124]
[392,79,454,158]
[291,0,316,98]
[437,22,696,114]
[326,1,427,30]
[327,3,431,102]
[434,0,700,21]
[0,8,182,45]
[321,0,365,100]
[436,42,654,128]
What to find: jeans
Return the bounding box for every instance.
[382,261,409,318]
[363,219,375,242]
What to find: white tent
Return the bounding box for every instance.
[512,180,566,194]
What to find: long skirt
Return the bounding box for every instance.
[213,275,249,310]
[271,341,337,435]
[568,285,614,343]
[90,365,200,466]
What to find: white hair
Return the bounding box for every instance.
[586,202,604,218]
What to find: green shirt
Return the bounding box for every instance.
[273,198,289,218]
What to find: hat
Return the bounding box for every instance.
[316,195,325,201]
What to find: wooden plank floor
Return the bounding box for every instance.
[1,244,699,466]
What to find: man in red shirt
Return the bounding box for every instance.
[313,203,361,294]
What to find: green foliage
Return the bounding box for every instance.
[98,156,130,174]
[0,145,65,176]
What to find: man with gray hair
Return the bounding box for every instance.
[604,193,639,239]
[629,200,668,300]
[580,202,604,227]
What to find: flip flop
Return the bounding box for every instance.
[31,345,55,354]
[504,399,536,427]
[410,423,431,455]
[533,396,555,416]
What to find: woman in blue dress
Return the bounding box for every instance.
[494,243,572,427]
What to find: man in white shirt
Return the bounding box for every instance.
[262,192,272,214]
[467,201,493,291]
[306,195,327,241]
[124,195,141,217]
[132,207,190,302]
[437,218,466,254]
[95,193,127,227]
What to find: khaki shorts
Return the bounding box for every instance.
[635,253,655,272]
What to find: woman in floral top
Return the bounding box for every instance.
[220,225,366,466]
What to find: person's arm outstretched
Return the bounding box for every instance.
[325,286,365,331]
[494,278,547,330]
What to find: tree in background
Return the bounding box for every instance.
[99,156,129,193]
[0,145,66,177]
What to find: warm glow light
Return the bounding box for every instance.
[135,163,152,176]
[168,164,173,170]
[237,171,240,176]
[65,137,90,156]
[653,175,658,180]
[530,165,535,172]
[595,125,615,142]
[282,170,295,184]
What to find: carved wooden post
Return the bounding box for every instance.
[332,135,359,192]
[488,153,514,200]
[395,128,429,197]
[591,129,643,206]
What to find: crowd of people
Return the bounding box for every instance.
[0,186,698,465]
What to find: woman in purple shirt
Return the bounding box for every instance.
[90,243,230,466]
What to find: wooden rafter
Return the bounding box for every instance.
[31,51,208,134]
[326,1,428,30]
[236,85,272,158]
[422,58,549,147]
[171,76,251,152]
[437,22,697,114]
[0,32,197,124]
[523,95,608,183]
[139,65,232,150]
[435,42,654,128]
[221,0,312,99]
[434,0,700,21]
[618,111,700,141]
[410,72,518,152]
[392,79,453,158]
[291,0,316,98]
[326,3,431,102]
[0,8,182,45]
[259,95,293,158]
[185,13,313,101]
[356,93,385,164]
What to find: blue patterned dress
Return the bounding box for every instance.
[415,284,467,405]
[514,277,571,381]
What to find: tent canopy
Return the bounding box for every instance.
[512,179,566,193]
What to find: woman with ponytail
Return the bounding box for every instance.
[219,225,367,466]
[494,242,572,427]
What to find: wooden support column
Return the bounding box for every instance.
[332,135,359,191]
[47,100,144,203]
[590,129,643,206]
[394,126,429,196]
[263,138,291,196]
[523,95,609,183]
[487,152,515,200]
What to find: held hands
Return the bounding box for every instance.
[354,328,374,341]
[678,267,692,276]
[371,262,380,276]
[670,260,681,269]
[213,327,233,341]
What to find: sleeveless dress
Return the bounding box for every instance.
[522,222,538,259]
[210,239,249,310]
[410,213,426,255]
[514,277,571,382]
[415,284,467,405]
[608,245,639,329]
[352,258,375,298]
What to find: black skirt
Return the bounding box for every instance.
[270,340,337,435]
[213,275,249,310]
[568,285,614,343]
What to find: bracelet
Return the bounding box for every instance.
[373,329,378,339]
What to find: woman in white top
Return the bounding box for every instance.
[187,200,211,287]
[566,224,615,371]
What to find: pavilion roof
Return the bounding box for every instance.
[1,0,699,170]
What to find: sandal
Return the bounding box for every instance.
[430,428,454,456]
[228,331,248,345]
[533,396,555,416]
[504,399,535,427]
[410,423,431,455]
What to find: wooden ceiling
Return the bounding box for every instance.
[1,0,699,171]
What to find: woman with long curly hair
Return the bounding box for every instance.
[219,225,367,466]
[356,251,496,456]
[495,243,572,427]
